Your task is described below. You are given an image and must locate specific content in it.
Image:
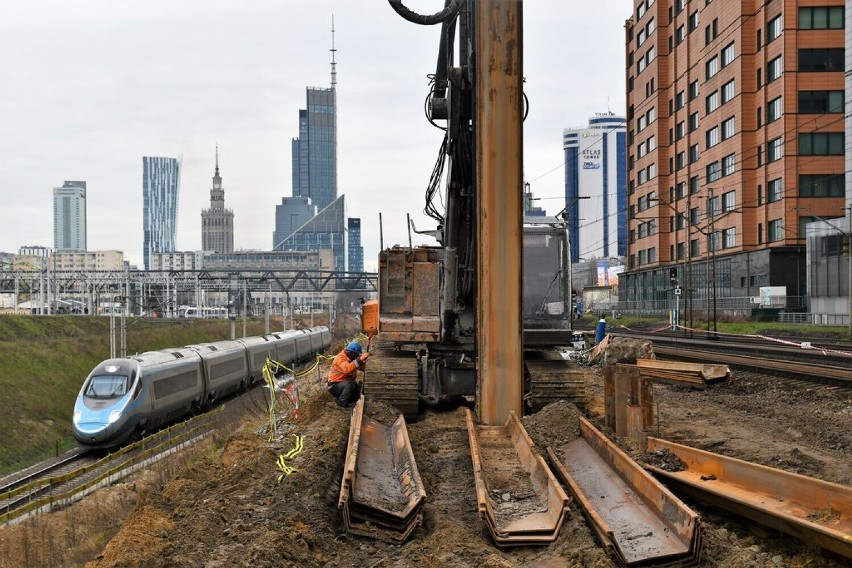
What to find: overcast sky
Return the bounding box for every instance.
[0,0,632,271]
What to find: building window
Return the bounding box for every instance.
[721,42,735,67]
[768,178,783,202]
[676,25,685,45]
[706,126,719,148]
[690,207,699,225]
[690,238,700,257]
[756,67,762,88]
[689,144,699,163]
[676,121,685,140]
[722,153,736,176]
[688,80,699,101]
[767,15,782,43]
[676,151,685,169]
[676,182,686,199]
[676,90,685,109]
[689,11,699,32]
[799,132,844,155]
[648,247,656,263]
[757,107,762,128]
[689,112,699,132]
[720,79,735,104]
[689,175,699,194]
[767,137,783,162]
[722,227,736,249]
[768,219,783,242]
[706,55,719,79]
[799,174,845,197]
[799,7,844,29]
[707,195,720,217]
[721,190,735,212]
[706,161,720,182]
[799,49,844,72]
[767,56,783,82]
[798,90,844,113]
[758,223,764,244]
[706,91,720,114]
[721,116,735,140]
[767,97,782,122]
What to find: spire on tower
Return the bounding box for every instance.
[214,143,220,176]
[330,15,337,89]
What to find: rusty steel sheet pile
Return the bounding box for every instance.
[634,359,730,388]
[547,417,703,566]
[338,396,426,543]
[646,437,852,559]
[362,348,420,417]
[465,408,569,546]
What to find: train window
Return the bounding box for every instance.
[85,375,130,398]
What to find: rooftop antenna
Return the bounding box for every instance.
[215,142,220,176]
[330,15,337,89]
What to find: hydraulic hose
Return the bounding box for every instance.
[387,0,464,26]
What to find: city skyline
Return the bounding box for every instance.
[0,1,631,271]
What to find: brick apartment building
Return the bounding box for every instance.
[622,0,846,313]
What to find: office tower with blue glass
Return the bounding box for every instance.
[53,180,87,251]
[143,156,181,270]
[563,113,627,262]
[348,217,363,273]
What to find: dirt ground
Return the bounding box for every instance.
[2,331,850,567]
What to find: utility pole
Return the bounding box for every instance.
[707,188,718,339]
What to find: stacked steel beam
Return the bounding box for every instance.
[338,396,426,543]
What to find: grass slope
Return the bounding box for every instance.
[0,315,288,474]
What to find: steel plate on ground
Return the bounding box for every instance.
[548,417,702,566]
[465,408,569,546]
[646,437,852,560]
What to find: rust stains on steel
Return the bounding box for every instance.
[548,417,703,566]
[465,408,569,546]
[376,247,441,343]
[646,437,852,560]
[338,396,426,543]
[475,0,524,425]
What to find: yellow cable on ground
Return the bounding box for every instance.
[276,434,305,483]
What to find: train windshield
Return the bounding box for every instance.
[85,375,130,398]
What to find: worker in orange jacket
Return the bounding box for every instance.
[327,341,371,408]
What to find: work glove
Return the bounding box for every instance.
[359,352,371,362]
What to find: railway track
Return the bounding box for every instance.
[0,409,222,525]
[611,328,852,365]
[604,330,852,389]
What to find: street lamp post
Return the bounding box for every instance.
[649,196,689,336]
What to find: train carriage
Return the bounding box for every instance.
[72,326,329,448]
[185,340,251,402]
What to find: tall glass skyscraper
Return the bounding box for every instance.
[53,180,87,251]
[347,217,363,273]
[291,87,337,210]
[563,113,627,262]
[143,156,181,270]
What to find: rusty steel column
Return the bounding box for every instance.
[475,0,523,425]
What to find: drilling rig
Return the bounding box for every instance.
[366,0,585,424]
